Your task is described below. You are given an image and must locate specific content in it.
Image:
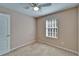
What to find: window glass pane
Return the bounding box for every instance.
[54,19,57,28]
[52,19,54,27]
[51,29,52,36]
[48,28,50,34]
[48,33,50,36]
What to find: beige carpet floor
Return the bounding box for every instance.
[4,43,77,56]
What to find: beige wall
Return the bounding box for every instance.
[36,8,78,53]
[78,7,79,54]
[0,7,36,49]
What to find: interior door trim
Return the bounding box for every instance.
[0,13,10,55]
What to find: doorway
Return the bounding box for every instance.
[0,13,10,55]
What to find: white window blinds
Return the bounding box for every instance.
[46,17,58,38]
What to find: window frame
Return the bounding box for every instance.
[45,16,58,39]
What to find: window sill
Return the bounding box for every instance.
[46,36,58,39]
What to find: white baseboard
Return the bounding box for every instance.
[1,39,36,56]
[38,40,78,55]
[1,39,78,56]
[11,40,36,52]
[0,50,10,56]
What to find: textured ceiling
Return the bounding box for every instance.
[0,3,79,17]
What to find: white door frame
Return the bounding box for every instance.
[0,13,10,55]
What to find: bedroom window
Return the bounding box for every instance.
[46,18,58,38]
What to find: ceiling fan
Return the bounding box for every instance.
[24,3,52,11]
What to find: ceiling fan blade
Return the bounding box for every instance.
[39,3,52,7]
[21,3,31,9]
[31,3,39,7]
